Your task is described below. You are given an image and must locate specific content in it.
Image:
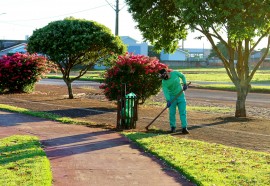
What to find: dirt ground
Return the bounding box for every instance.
[0,84,269,153]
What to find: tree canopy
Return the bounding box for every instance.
[27,17,126,98]
[125,0,270,117]
[125,0,188,53]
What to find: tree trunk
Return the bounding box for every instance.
[235,84,249,117]
[66,81,74,99]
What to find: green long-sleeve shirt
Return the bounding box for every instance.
[161,71,187,101]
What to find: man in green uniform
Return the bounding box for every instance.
[159,69,189,134]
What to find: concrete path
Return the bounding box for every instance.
[0,110,194,186]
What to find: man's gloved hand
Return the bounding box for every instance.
[183,84,188,91]
[166,101,171,108]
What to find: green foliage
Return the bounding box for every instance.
[27,17,126,98]
[0,53,56,93]
[0,135,52,185]
[126,0,269,51]
[177,0,270,39]
[27,17,126,66]
[124,132,270,186]
[125,0,187,53]
[99,53,168,104]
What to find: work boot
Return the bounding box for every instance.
[170,127,176,133]
[182,127,190,134]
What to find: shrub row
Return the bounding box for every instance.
[0,53,56,93]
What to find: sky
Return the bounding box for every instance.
[0,0,268,50]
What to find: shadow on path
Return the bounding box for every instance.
[42,130,131,159]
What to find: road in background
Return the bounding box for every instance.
[38,79,270,107]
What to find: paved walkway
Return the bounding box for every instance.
[0,110,194,186]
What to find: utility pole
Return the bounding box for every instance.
[106,0,123,36]
[115,0,119,36]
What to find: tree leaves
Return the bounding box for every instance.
[27,17,127,98]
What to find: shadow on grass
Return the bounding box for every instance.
[0,138,46,165]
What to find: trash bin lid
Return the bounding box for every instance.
[125,92,136,98]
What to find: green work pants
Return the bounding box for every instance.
[169,95,188,128]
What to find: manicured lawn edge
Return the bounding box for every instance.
[123,132,270,186]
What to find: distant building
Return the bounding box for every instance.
[0,43,27,58]
[120,36,148,56]
[160,48,188,61]
[159,48,212,62]
[185,48,211,61]
[250,51,270,62]
[0,39,26,51]
[159,47,212,67]
[250,50,270,67]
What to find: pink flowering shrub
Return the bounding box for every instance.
[0,52,57,93]
[99,53,168,104]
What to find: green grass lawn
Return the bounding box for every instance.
[0,135,52,186]
[123,132,270,186]
[185,72,270,83]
